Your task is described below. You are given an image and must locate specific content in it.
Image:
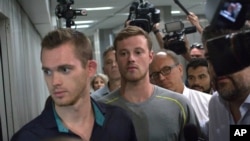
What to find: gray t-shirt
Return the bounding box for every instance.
[99,85,200,141]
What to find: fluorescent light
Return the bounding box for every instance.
[74,20,95,24]
[84,7,114,11]
[116,11,181,16]
[117,13,129,16]
[71,25,90,28]
[171,10,181,14]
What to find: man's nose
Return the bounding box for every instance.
[52,73,62,86]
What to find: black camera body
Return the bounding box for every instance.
[205,0,250,76]
[55,0,87,28]
[128,0,160,33]
[206,30,250,76]
[163,21,196,55]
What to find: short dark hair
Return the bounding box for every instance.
[113,26,152,51]
[41,28,92,67]
[186,58,209,74]
[103,46,115,59]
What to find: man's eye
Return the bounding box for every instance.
[119,51,127,56]
[43,69,52,76]
[106,61,113,65]
[135,51,142,55]
[188,76,194,80]
[60,67,70,74]
[199,75,206,79]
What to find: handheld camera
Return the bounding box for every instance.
[55,0,87,28]
[127,0,160,33]
[163,21,196,55]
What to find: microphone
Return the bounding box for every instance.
[184,124,199,141]
[173,0,190,15]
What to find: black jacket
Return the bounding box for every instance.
[11,98,137,141]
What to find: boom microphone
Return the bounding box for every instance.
[173,0,190,15]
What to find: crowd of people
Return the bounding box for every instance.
[10,9,250,141]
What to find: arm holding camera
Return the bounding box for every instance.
[181,35,192,61]
[152,23,164,49]
[187,12,203,34]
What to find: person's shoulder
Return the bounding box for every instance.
[98,88,120,104]
[91,85,109,100]
[10,115,45,141]
[154,85,185,98]
[189,88,212,100]
[154,85,191,103]
[209,92,221,106]
[96,101,132,120]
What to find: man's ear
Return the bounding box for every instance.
[102,66,107,75]
[148,50,154,64]
[88,60,97,77]
[178,64,184,77]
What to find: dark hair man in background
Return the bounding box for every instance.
[186,58,214,94]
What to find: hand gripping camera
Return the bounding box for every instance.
[127,0,160,33]
[163,21,196,55]
[55,0,87,28]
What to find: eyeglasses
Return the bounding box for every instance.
[190,43,203,49]
[150,64,179,80]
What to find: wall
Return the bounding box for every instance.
[0,0,49,139]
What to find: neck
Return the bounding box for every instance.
[55,96,93,126]
[108,79,121,92]
[55,96,94,140]
[120,77,154,103]
[176,83,185,94]
[229,93,249,123]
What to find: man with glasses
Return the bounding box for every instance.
[190,42,205,58]
[149,49,211,125]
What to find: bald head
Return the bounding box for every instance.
[150,49,184,93]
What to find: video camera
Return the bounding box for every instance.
[127,0,160,33]
[204,0,250,76]
[55,0,87,28]
[206,29,250,76]
[163,21,196,55]
[206,0,250,30]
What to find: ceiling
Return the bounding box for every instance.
[18,0,207,37]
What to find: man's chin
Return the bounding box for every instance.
[218,90,238,102]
